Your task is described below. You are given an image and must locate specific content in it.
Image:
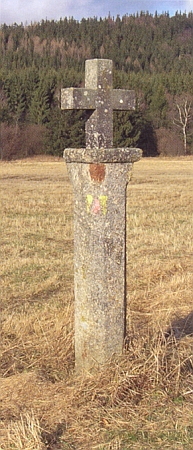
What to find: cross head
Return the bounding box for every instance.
[61,59,135,149]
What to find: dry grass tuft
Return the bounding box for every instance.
[0,156,193,449]
[0,302,74,380]
[7,412,44,450]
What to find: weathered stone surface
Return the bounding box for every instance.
[67,161,134,370]
[61,59,142,371]
[64,147,142,163]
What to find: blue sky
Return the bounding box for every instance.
[1,0,192,26]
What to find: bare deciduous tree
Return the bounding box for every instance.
[173,99,192,155]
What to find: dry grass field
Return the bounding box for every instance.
[0,156,193,449]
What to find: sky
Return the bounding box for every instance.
[1,0,193,26]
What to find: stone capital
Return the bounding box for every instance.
[64,147,142,163]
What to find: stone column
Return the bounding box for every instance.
[64,148,141,371]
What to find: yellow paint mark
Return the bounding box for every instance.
[86,194,93,213]
[86,194,108,215]
[99,195,108,215]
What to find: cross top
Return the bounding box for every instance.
[61,59,135,149]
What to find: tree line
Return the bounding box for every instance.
[0,11,193,159]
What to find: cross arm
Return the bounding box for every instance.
[61,87,96,110]
[112,89,135,111]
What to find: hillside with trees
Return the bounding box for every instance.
[0,11,193,159]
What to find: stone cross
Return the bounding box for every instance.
[62,58,135,149]
[61,59,142,371]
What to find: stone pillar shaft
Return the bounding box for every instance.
[64,148,141,371]
[67,161,132,369]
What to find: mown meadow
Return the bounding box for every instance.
[0,156,193,449]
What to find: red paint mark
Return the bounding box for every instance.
[89,164,105,183]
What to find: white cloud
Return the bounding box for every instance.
[1,0,99,24]
[185,0,193,11]
[1,0,192,25]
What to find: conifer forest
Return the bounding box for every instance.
[1,11,193,159]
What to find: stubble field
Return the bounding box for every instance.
[0,156,193,449]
